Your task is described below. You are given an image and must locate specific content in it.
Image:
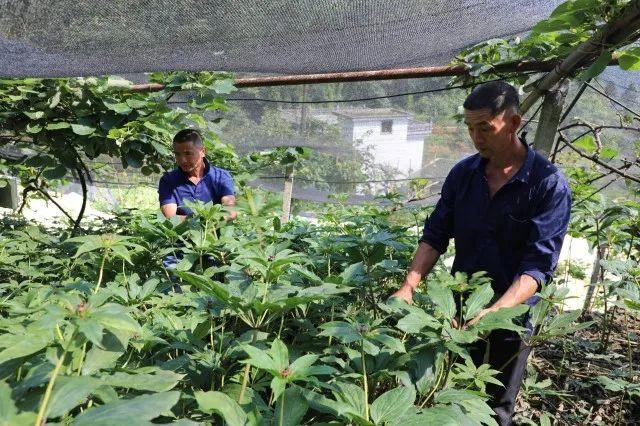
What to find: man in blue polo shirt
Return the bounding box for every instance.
[158,129,236,290]
[158,129,236,219]
[392,81,571,425]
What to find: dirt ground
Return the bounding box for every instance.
[516,311,640,425]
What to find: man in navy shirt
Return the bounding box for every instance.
[158,129,236,219]
[392,81,571,425]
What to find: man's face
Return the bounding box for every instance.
[173,141,205,173]
[463,108,519,158]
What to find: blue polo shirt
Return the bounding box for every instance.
[420,144,571,295]
[158,159,235,216]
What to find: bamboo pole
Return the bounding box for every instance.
[533,80,569,158]
[128,58,622,92]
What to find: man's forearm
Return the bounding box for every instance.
[401,242,441,291]
[489,274,538,311]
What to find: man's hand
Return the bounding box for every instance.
[390,284,414,305]
[221,195,237,221]
[464,307,498,328]
[389,242,441,306]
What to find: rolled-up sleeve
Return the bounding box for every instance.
[158,174,176,206]
[419,172,456,254]
[518,175,572,287]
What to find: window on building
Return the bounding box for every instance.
[381,119,393,134]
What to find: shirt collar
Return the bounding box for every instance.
[472,140,535,184]
[179,157,210,182]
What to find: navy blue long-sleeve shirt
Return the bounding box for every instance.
[420,144,571,296]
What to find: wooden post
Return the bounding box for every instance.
[582,243,607,314]
[532,81,569,158]
[281,165,294,224]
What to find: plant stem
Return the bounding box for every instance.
[77,342,87,376]
[615,392,626,425]
[94,252,108,294]
[277,314,285,339]
[361,339,369,422]
[420,362,446,408]
[625,312,632,370]
[278,386,286,426]
[238,329,258,403]
[210,315,215,352]
[219,318,225,354]
[328,304,335,346]
[35,343,71,426]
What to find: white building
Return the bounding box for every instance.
[332,108,432,175]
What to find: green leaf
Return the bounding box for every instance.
[47,376,102,419]
[319,321,361,343]
[471,305,529,333]
[332,381,366,418]
[370,333,405,354]
[618,47,640,71]
[212,78,236,94]
[242,344,277,373]
[77,318,104,348]
[270,376,288,401]
[580,51,612,81]
[26,123,42,134]
[289,354,319,378]
[23,111,44,120]
[270,338,289,371]
[0,331,50,364]
[407,405,469,425]
[92,304,141,334]
[124,151,143,168]
[125,98,148,109]
[0,381,17,418]
[72,391,180,425]
[542,309,582,336]
[71,123,96,136]
[43,165,67,180]
[412,347,442,394]
[109,244,133,264]
[46,122,71,130]
[0,381,37,426]
[106,76,132,89]
[275,387,308,426]
[49,91,61,109]
[596,375,626,393]
[143,121,171,134]
[149,140,171,156]
[600,146,618,159]
[464,283,494,321]
[100,371,183,392]
[82,330,129,375]
[103,100,132,115]
[396,310,440,334]
[370,386,416,424]
[573,134,597,152]
[428,283,456,319]
[67,235,103,258]
[195,391,247,426]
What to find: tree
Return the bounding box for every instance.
[0,72,237,232]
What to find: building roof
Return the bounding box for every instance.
[332,108,411,120]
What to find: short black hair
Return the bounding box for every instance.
[173,129,204,148]
[463,81,520,115]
